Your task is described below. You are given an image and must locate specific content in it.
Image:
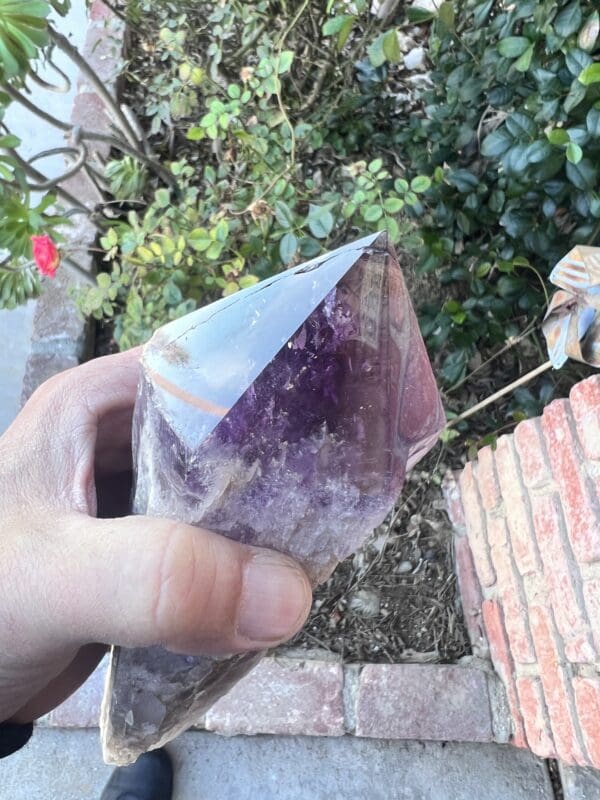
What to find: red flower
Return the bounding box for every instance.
[31,234,60,278]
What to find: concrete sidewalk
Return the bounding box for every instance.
[1,729,554,800]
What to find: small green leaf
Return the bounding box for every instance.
[383,197,405,213]
[239,275,259,289]
[411,175,432,193]
[566,158,597,189]
[407,6,436,23]
[498,37,531,58]
[323,14,356,48]
[368,158,383,174]
[307,205,334,238]
[566,141,583,164]
[437,1,455,30]
[587,107,600,137]
[322,15,350,36]
[187,126,205,141]
[336,15,356,49]
[274,200,294,229]
[0,134,21,149]
[382,29,401,63]
[547,128,570,146]
[514,44,534,72]
[279,231,298,264]
[505,112,536,140]
[564,79,587,112]
[367,33,387,67]
[363,205,383,222]
[579,63,600,85]
[481,127,514,157]
[278,50,294,74]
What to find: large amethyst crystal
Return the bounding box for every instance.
[100,232,445,764]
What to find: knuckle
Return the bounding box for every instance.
[150,523,220,646]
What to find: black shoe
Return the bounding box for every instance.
[100,748,174,800]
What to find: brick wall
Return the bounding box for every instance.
[457,375,600,768]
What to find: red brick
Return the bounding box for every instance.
[514,418,553,489]
[481,600,527,748]
[570,376,600,462]
[476,446,502,512]
[542,400,600,564]
[205,658,344,737]
[528,604,586,764]
[71,93,113,157]
[454,537,487,653]
[90,0,113,20]
[494,436,539,576]
[442,470,466,533]
[83,26,123,85]
[573,677,600,768]
[488,516,536,664]
[515,676,555,759]
[355,664,493,742]
[459,463,496,587]
[582,579,600,653]
[531,492,596,664]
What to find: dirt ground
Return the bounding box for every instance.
[290,448,470,663]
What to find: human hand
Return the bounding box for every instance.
[0,349,312,724]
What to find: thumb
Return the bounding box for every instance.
[53,514,312,655]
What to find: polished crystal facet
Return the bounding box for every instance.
[100,232,445,764]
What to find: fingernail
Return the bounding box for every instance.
[238,551,311,644]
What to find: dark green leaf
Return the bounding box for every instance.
[279,231,298,264]
[473,0,494,28]
[505,112,536,140]
[407,6,437,23]
[564,80,587,112]
[514,45,534,73]
[481,126,514,157]
[447,169,479,192]
[566,158,597,189]
[527,140,552,163]
[554,2,582,38]
[307,204,334,238]
[565,48,592,77]
[274,200,294,229]
[587,107,600,137]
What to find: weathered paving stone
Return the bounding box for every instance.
[1,729,554,800]
[559,763,600,800]
[204,657,345,737]
[356,663,494,742]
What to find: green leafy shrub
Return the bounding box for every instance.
[393,0,600,385]
[83,1,434,347]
